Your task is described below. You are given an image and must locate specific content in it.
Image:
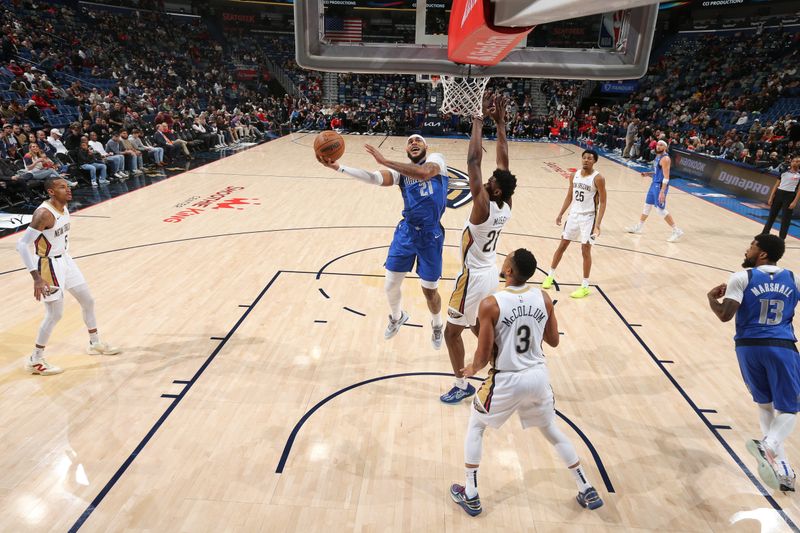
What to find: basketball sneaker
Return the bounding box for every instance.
[384,311,409,340]
[542,275,555,289]
[667,228,684,242]
[25,357,63,376]
[431,322,444,350]
[570,287,590,299]
[450,484,482,516]
[440,383,476,404]
[746,439,781,490]
[87,341,121,356]
[576,487,604,510]
[778,461,796,492]
[625,223,643,234]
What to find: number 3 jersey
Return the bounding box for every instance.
[493,286,548,371]
[726,265,798,341]
[460,200,511,270]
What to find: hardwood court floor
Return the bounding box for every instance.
[1,134,799,532]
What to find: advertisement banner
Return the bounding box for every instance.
[671,149,778,204]
[600,81,638,94]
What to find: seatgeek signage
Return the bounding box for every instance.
[671,149,775,202]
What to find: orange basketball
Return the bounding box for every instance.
[314,131,345,162]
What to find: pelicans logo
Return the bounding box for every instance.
[446,166,473,209]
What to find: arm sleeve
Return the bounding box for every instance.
[388,169,401,185]
[16,227,41,272]
[724,271,749,303]
[338,165,385,186]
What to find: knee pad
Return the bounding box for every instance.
[642,204,653,216]
[656,207,668,217]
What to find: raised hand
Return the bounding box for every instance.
[490,95,508,124]
[364,144,388,166]
[316,154,339,171]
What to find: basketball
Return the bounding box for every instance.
[314,131,345,162]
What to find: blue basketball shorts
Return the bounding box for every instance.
[645,182,667,209]
[736,343,800,413]
[385,220,444,282]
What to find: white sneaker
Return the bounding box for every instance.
[99,179,110,185]
[25,357,64,375]
[87,341,121,356]
[431,321,444,350]
[384,311,409,340]
[625,224,643,234]
[667,228,684,242]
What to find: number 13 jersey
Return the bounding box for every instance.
[493,286,548,372]
[461,200,511,270]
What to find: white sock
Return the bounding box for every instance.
[758,403,774,438]
[432,313,443,328]
[570,464,592,492]
[465,467,479,498]
[89,332,99,344]
[455,377,468,390]
[31,347,44,362]
[548,268,556,277]
[671,224,678,230]
[765,412,797,455]
[582,278,589,288]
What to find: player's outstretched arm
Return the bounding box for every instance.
[462,296,499,377]
[542,292,559,347]
[364,144,440,182]
[317,155,396,186]
[490,95,509,172]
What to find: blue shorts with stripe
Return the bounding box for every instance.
[385,220,444,282]
[735,341,800,413]
[645,181,667,209]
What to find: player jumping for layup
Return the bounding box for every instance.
[450,248,603,515]
[542,150,607,299]
[318,136,448,347]
[15,177,120,375]
[441,93,517,404]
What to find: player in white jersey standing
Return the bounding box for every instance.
[449,248,603,516]
[541,150,607,299]
[15,177,120,375]
[441,94,517,404]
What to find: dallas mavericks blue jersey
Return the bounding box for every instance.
[653,154,666,184]
[735,268,798,341]
[398,171,448,229]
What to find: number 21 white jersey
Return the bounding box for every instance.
[493,286,547,372]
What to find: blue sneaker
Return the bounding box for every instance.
[450,484,482,516]
[440,383,476,404]
[576,487,603,510]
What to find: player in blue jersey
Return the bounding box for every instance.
[625,139,684,242]
[707,234,799,492]
[318,135,448,348]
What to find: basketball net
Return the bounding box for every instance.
[438,75,491,118]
